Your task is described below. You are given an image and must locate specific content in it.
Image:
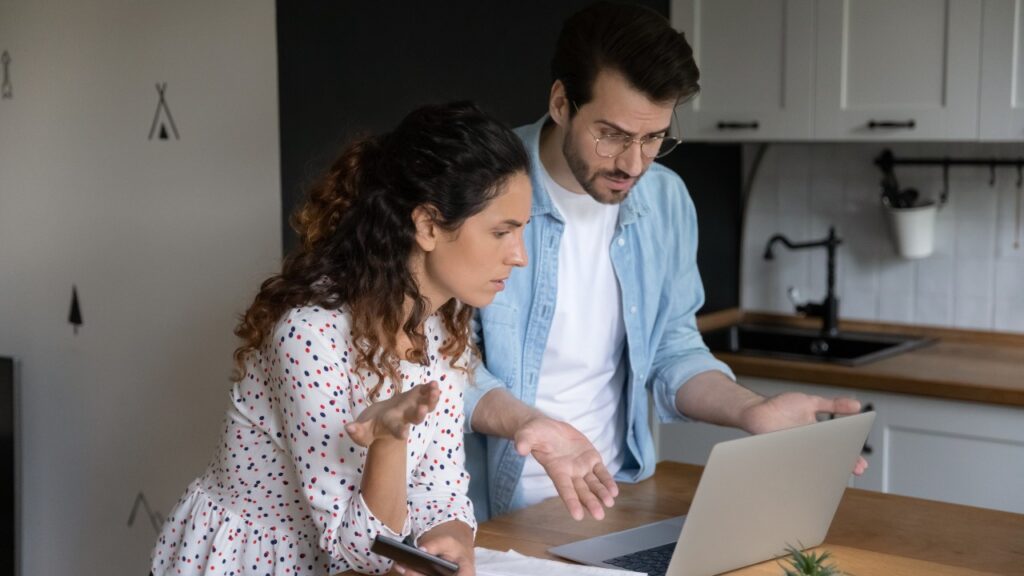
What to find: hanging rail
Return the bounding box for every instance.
[876,149,1024,189]
[875,149,1024,171]
[874,149,1024,250]
[875,148,1024,206]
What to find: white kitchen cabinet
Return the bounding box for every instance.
[669,0,994,141]
[979,0,1024,140]
[658,376,1024,513]
[814,0,983,140]
[669,0,815,141]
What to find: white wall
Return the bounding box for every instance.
[741,143,1024,333]
[0,2,281,575]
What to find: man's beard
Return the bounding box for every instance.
[562,125,645,205]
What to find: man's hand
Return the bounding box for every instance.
[514,416,619,521]
[403,520,475,576]
[739,392,869,475]
[345,381,441,447]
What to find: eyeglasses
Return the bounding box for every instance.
[586,129,681,159]
[572,102,681,159]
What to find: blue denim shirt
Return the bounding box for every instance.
[464,116,735,520]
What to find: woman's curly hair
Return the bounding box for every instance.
[232,102,529,397]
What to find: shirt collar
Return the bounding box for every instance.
[523,114,651,224]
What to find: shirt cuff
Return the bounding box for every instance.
[358,491,411,540]
[411,509,478,547]
[652,355,736,422]
[328,491,411,572]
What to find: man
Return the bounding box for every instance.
[465,2,865,522]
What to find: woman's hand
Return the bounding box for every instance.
[345,381,441,447]
[402,520,475,576]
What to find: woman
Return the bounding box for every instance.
[151,102,531,576]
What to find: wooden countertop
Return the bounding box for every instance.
[474,461,1024,576]
[698,309,1024,408]
[340,462,1024,575]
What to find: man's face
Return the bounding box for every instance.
[561,70,676,205]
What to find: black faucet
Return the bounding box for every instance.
[763,226,842,337]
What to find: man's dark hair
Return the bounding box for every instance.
[552,2,700,114]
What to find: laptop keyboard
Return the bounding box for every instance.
[603,542,676,576]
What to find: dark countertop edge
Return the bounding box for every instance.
[717,354,1024,408]
[699,308,1024,346]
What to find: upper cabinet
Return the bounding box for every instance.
[979,0,1024,140]
[671,0,1006,141]
[670,0,815,141]
[815,0,982,140]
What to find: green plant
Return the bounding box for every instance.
[779,545,848,576]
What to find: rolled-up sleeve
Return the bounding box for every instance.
[648,192,735,422]
[463,310,506,433]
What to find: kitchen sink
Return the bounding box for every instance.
[703,323,934,366]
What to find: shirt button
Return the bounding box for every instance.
[617,238,625,246]
[630,305,638,314]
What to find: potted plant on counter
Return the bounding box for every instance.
[779,546,848,576]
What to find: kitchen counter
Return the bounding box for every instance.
[337,462,1024,575]
[698,309,1024,408]
[472,462,1024,576]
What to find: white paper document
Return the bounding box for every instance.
[475,547,645,576]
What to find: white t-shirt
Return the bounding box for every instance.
[514,165,628,508]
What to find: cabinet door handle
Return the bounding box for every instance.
[867,120,916,130]
[716,121,760,130]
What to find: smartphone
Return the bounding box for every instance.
[371,534,459,576]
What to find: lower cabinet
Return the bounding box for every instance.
[658,376,1024,514]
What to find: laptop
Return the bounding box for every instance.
[549,411,875,576]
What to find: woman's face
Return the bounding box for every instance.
[418,171,532,310]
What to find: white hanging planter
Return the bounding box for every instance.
[884,200,938,259]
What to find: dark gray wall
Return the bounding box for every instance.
[659,144,741,313]
[276,0,740,312]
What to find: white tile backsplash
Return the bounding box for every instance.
[993,261,1024,333]
[877,290,915,325]
[914,291,954,326]
[954,258,994,299]
[915,255,955,295]
[954,296,994,330]
[740,142,1024,333]
[995,180,1024,259]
